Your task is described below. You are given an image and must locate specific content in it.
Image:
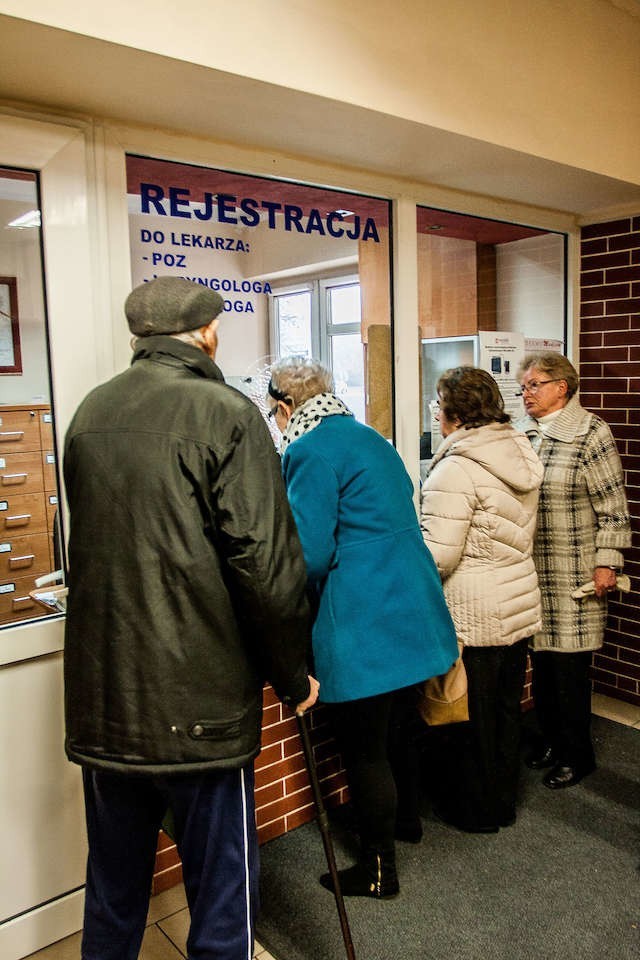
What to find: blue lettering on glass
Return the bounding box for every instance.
[326,213,344,238]
[151,252,186,267]
[261,200,282,229]
[284,205,304,233]
[362,218,379,242]
[138,184,381,242]
[305,209,325,236]
[346,216,361,241]
[239,198,260,227]
[222,300,256,313]
[193,193,214,221]
[169,188,191,219]
[184,277,273,295]
[140,183,167,215]
[216,194,238,225]
[166,233,248,252]
[140,229,165,243]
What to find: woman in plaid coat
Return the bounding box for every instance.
[517,352,631,790]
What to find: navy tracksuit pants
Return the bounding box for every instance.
[81,764,258,960]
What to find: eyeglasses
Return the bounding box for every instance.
[267,406,278,420]
[516,378,564,397]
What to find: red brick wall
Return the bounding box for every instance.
[580,214,640,707]
[255,686,348,842]
[152,687,348,893]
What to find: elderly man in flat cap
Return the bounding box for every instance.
[63,276,318,960]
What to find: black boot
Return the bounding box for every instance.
[320,848,399,899]
[395,816,423,843]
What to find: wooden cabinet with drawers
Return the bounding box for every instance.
[0,404,59,625]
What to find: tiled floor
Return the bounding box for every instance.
[25,880,276,959]
[25,693,640,960]
[592,691,640,728]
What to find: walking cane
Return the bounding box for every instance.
[296,709,357,960]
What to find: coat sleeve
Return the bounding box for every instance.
[282,442,340,583]
[420,458,476,579]
[209,405,311,706]
[583,420,631,568]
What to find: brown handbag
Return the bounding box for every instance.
[417,645,469,726]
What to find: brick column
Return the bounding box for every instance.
[580,215,640,707]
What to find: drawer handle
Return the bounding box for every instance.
[0,431,25,442]
[1,473,28,485]
[12,595,36,611]
[5,514,32,527]
[9,554,35,569]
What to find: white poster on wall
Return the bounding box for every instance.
[478,331,525,419]
[524,337,564,354]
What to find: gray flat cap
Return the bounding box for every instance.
[125,276,224,336]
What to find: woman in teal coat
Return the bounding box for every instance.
[268,357,458,899]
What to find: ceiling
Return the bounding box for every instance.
[415,208,547,243]
[2,14,640,221]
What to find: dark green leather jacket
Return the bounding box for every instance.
[63,336,310,775]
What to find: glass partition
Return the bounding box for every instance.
[0,167,62,627]
[126,156,394,440]
[416,206,567,463]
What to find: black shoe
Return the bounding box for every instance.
[433,805,498,834]
[320,854,399,899]
[543,762,596,790]
[525,745,555,769]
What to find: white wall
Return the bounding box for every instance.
[244,217,356,279]
[496,233,566,342]
[0,231,49,404]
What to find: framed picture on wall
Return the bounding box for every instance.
[0,277,22,374]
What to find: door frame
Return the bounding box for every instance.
[0,109,101,960]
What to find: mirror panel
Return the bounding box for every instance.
[0,167,63,627]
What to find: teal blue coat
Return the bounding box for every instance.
[282,415,458,703]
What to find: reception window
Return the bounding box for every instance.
[126,156,394,438]
[416,206,567,461]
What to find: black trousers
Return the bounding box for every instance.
[463,639,528,825]
[431,640,528,828]
[530,648,595,770]
[329,691,397,854]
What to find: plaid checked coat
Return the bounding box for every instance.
[517,395,631,652]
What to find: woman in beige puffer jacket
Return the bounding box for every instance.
[420,366,543,833]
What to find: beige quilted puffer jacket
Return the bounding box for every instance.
[420,421,543,647]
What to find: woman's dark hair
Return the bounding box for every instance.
[437,366,510,428]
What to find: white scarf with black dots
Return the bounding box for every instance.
[280,392,353,451]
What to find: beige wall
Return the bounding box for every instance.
[2,0,639,185]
